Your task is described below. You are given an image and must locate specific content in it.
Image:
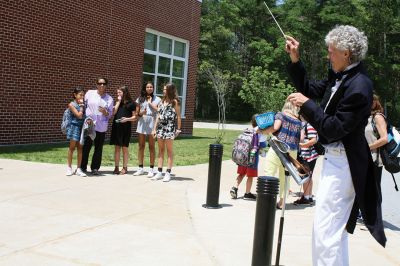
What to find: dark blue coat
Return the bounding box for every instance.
[287,61,386,247]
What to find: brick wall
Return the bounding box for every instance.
[0,1,201,145]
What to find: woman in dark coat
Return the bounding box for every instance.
[285,25,386,266]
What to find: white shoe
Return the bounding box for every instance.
[151,171,163,180]
[66,167,74,176]
[162,172,171,182]
[133,168,144,176]
[76,168,87,177]
[147,168,155,178]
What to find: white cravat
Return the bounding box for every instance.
[323,62,359,148]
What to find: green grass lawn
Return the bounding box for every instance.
[0,128,242,167]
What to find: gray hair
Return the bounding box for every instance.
[325,25,368,63]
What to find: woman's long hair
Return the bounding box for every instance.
[119,85,132,104]
[163,82,179,107]
[139,81,154,103]
[371,94,384,115]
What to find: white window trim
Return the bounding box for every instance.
[144,28,190,118]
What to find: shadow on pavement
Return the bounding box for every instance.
[384,220,400,232]
[171,176,195,181]
[284,203,315,211]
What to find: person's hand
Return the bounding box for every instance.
[98,106,109,116]
[287,92,309,108]
[175,129,181,138]
[262,126,274,135]
[285,35,300,63]
[119,117,128,123]
[152,130,157,139]
[131,115,137,122]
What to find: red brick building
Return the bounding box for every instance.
[0,1,202,145]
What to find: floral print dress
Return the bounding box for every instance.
[156,102,177,139]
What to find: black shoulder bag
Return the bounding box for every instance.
[371,114,399,191]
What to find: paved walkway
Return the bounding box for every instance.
[0,157,399,265]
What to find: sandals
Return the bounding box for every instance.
[113,167,120,175]
[119,167,128,175]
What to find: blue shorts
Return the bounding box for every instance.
[67,124,82,142]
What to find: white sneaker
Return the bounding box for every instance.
[133,168,144,176]
[76,168,87,177]
[162,172,171,182]
[151,171,163,180]
[147,168,155,178]
[66,167,74,176]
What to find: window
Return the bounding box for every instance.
[142,30,189,116]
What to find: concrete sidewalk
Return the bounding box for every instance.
[0,158,399,265]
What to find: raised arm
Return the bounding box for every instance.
[69,102,84,119]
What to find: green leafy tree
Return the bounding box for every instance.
[197,0,400,124]
[239,66,294,113]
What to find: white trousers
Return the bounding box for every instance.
[312,148,355,266]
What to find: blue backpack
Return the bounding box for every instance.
[372,114,400,191]
[61,108,72,134]
[61,102,79,134]
[372,113,400,158]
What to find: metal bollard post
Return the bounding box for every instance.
[251,176,279,266]
[203,143,223,209]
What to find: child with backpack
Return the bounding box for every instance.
[294,119,320,205]
[260,99,302,209]
[230,115,267,200]
[66,87,87,177]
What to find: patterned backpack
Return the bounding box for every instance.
[61,108,72,134]
[232,128,256,166]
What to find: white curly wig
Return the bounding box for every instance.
[325,25,368,63]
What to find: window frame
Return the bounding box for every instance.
[143,28,190,118]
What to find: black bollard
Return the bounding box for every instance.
[251,176,279,266]
[203,143,223,209]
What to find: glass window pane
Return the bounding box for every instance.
[158,57,171,75]
[142,74,155,86]
[145,32,157,51]
[156,76,170,95]
[172,60,184,78]
[159,36,172,54]
[174,41,186,57]
[178,96,183,108]
[172,78,183,96]
[143,53,156,73]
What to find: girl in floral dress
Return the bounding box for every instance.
[151,83,182,182]
[260,99,302,209]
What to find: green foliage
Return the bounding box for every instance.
[197,0,400,125]
[239,66,294,113]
